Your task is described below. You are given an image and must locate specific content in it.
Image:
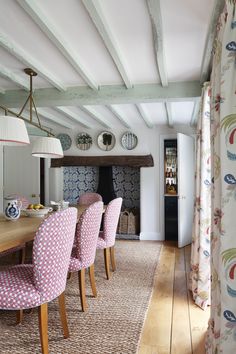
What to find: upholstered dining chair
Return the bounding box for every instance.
[77,192,102,206]
[97,197,122,280]
[68,201,103,312]
[0,207,77,354]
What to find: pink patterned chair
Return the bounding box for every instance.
[77,192,102,206]
[0,208,77,354]
[68,201,103,311]
[97,198,122,280]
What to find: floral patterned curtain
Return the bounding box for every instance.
[206,1,236,352]
[189,83,211,311]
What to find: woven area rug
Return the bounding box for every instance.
[0,240,161,354]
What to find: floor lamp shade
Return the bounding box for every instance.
[0,115,30,146]
[32,137,64,158]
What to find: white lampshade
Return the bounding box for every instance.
[32,136,64,158]
[0,115,30,146]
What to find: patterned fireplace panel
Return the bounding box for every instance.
[63,166,140,208]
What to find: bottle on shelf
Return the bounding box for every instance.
[166,168,169,178]
[169,168,173,178]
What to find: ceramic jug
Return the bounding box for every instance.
[4,196,22,221]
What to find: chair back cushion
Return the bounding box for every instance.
[102,198,122,247]
[32,207,77,303]
[74,201,103,268]
[78,192,102,206]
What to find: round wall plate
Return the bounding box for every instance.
[97,131,116,151]
[56,133,72,151]
[121,132,138,150]
[76,132,93,150]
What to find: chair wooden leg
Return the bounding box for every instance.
[89,264,97,297]
[104,248,110,280]
[58,292,69,339]
[20,247,26,264]
[78,269,87,312]
[110,246,116,272]
[16,309,23,324]
[38,303,48,354]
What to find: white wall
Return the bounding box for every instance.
[0,125,195,240]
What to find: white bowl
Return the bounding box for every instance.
[23,207,53,218]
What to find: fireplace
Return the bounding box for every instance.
[51,154,154,239]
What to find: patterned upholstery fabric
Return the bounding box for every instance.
[0,208,77,310]
[69,201,103,272]
[97,198,122,249]
[77,192,102,206]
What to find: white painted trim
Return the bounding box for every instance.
[139,232,160,241]
[82,0,132,89]
[159,134,177,241]
[17,0,98,90]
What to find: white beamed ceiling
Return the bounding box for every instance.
[0,0,217,130]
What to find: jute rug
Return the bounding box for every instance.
[0,240,161,354]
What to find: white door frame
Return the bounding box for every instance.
[159,134,177,241]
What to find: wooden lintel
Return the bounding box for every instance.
[51,155,154,168]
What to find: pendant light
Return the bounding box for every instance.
[0,115,30,146]
[0,68,63,158]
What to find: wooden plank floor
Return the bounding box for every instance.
[138,242,210,354]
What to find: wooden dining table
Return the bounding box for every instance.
[0,205,89,253]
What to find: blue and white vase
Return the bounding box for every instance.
[4,196,22,221]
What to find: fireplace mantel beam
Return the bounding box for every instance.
[51,155,154,168]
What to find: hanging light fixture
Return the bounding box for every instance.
[0,115,30,146]
[0,68,63,158]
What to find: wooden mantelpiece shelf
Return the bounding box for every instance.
[51,155,154,168]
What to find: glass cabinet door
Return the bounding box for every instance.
[164,140,177,195]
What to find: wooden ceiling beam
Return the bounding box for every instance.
[0,64,29,91]
[36,108,74,130]
[0,81,201,107]
[136,103,153,128]
[51,154,154,168]
[17,0,98,90]
[81,106,111,129]
[107,105,131,129]
[55,107,92,129]
[146,0,168,87]
[165,101,173,127]
[190,98,200,127]
[82,0,132,89]
[200,0,225,84]
[0,33,66,92]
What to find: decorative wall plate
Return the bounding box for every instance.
[56,133,72,151]
[76,132,92,150]
[121,132,138,150]
[97,131,116,151]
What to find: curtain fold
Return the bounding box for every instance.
[189,83,211,311]
[206,1,236,352]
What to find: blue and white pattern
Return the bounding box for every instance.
[113,166,140,208]
[63,166,140,208]
[64,167,99,204]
